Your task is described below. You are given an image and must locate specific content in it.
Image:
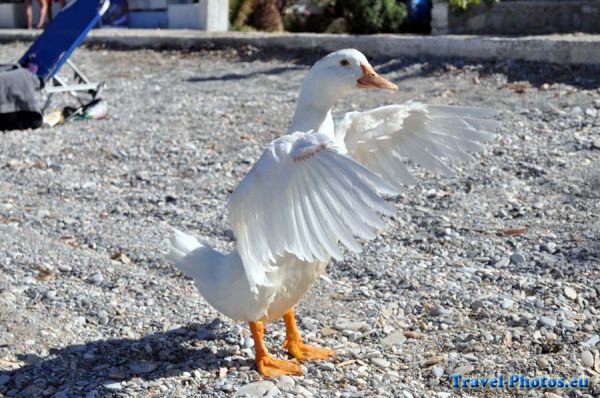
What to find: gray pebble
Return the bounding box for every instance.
[583,334,600,347]
[562,319,575,329]
[501,298,514,309]
[510,253,526,265]
[452,365,474,376]
[235,381,275,397]
[564,287,577,300]
[89,272,103,284]
[277,375,295,390]
[538,317,557,329]
[581,351,594,368]
[371,357,390,368]
[334,318,368,332]
[57,264,72,272]
[382,331,406,346]
[103,381,122,390]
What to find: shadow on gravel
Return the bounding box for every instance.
[187,65,305,83]
[219,47,600,90]
[0,323,245,396]
[379,58,600,90]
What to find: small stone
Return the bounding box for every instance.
[294,385,314,398]
[464,353,478,362]
[57,264,72,272]
[583,334,599,347]
[402,391,414,398]
[542,242,557,254]
[244,337,254,348]
[382,331,406,346]
[432,367,444,378]
[571,106,583,116]
[371,357,390,368]
[129,362,157,374]
[581,351,594,368]
[165,194,177,204]
[538,317,557,329]
[320,362,335,371]
[470,300,485,311]
[501,298,514,309]
[546,332,558,342]
[510,253,526,265]
[585,108,598,118]
[538,357,549,369]
[209,318,222,329]
[593,139,600,150]
[277,375,295,390]
[583,324,595,332]
[452,365,474,376]
[320,327,336,336]
[494,257,510,267]
[265,386,281,398]
[103,381,122,390]
[89,272,103,284]
[196,328,216,340]
[0,374,10,386]
[428,305,445,316]
[235,381,274,397]
[44,290,57,300]
[564,287,577,301]
[334,318,368,331]
[562,319,575,329]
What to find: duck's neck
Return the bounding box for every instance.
[288,77,340,139]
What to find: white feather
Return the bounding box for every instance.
[228,131,399,291]
[338,101,500,187]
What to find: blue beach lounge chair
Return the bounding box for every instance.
[19,0,110,110]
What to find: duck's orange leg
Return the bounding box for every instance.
[249,320,303,377]
[283,308,334,362]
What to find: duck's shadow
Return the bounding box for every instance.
[0,322,249,395]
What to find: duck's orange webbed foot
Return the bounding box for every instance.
[249,320,303,378]
[283,308,335,362]
[283,338,334,361]
[256,354,303,377]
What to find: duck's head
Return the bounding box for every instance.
[303,49,398,101]
[291,49,398,134]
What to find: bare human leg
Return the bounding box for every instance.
[25,0,33,29]
[36,0,48,29]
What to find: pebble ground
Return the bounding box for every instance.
[1,43,600,398]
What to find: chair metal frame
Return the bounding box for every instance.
[20,0,110,112]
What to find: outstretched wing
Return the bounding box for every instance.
[338,101,500,187]
[228,131,399,292]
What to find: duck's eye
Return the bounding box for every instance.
[339,59,350,67]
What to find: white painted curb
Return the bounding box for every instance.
[1,29,599,65]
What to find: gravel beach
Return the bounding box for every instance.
[1,42,600,397]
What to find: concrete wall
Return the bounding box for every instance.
[433,0,600,35]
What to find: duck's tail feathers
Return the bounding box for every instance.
[167,228,203,263]
[166,227,217,278]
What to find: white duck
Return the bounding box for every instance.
[168,49,499,377]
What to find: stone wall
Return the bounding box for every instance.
[432,0,600,35]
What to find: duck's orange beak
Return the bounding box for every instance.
[357,64,398,91]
